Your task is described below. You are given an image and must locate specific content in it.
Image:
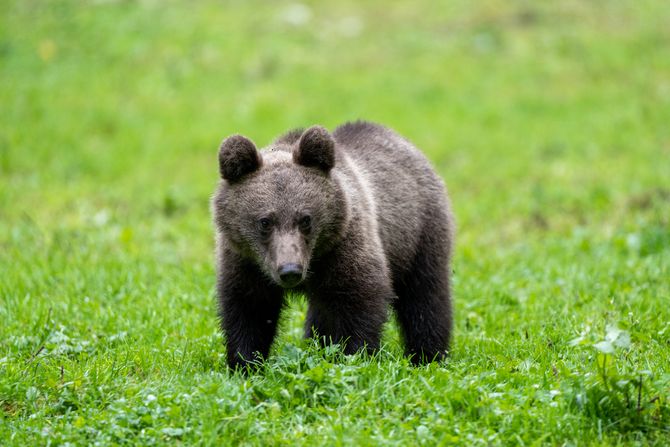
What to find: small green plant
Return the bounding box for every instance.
[569,325,669,434]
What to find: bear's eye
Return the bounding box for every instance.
[257,217,273,234]
[298,215,312,233]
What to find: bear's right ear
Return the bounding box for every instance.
[218,135,262,182]
[294,126,335,173]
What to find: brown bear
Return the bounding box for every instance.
[212,121,454,369]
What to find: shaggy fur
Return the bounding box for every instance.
[212,121,454,369]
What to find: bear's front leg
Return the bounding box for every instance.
[304,251,393,355]
[217,253,284,370]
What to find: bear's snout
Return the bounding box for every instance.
[271,231,308,287]
[277,263,304,288]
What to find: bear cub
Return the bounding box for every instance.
[212,121,454,369]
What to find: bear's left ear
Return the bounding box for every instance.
[218,135,262,182]
[293,126,335,173]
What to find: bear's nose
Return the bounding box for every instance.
[277,263,303,288]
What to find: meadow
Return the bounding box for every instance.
[1,0,669,445]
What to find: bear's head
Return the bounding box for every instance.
[213,126,347,288]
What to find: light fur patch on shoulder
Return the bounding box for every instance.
[262,149,293,165]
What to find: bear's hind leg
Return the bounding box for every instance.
[393,232,453,364]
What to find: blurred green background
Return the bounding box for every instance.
[1,0,669,445]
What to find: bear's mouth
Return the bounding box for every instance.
[279,278,303,288]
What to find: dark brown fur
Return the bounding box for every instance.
[212,121,454,369]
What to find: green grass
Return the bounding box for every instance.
[1,0,669,445]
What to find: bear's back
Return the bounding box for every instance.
[333,121,450,279]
